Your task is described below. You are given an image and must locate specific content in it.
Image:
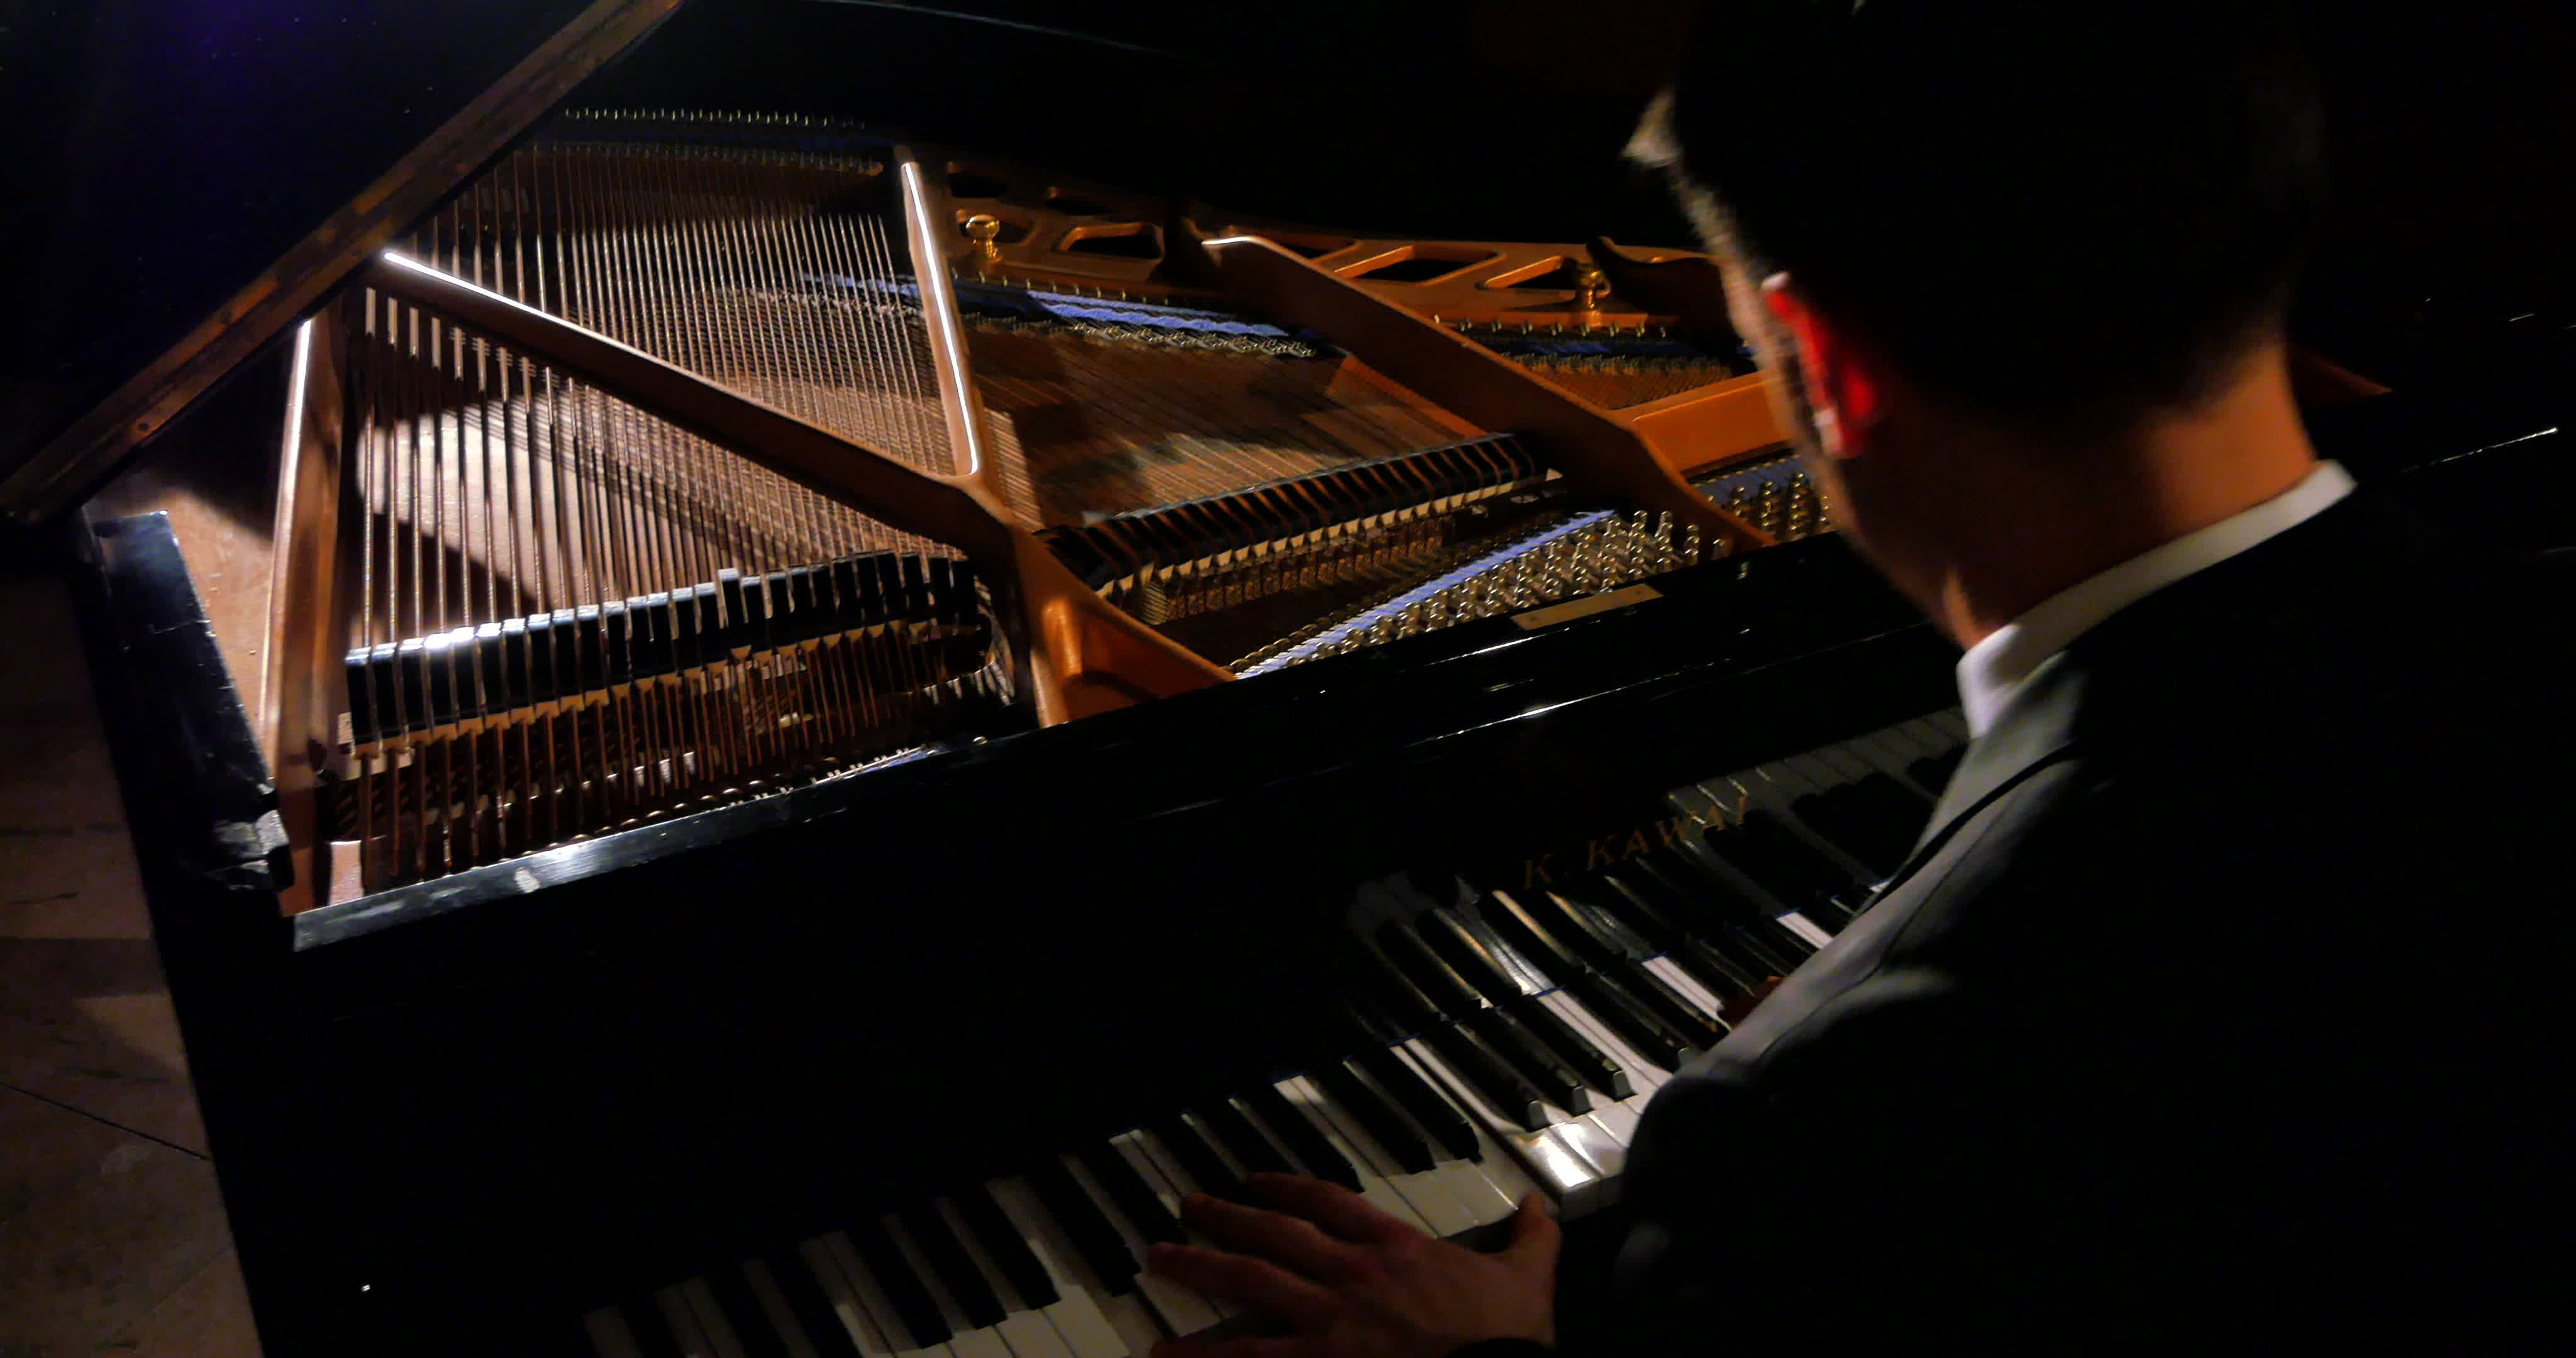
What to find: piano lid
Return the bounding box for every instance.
[0,0,686,526]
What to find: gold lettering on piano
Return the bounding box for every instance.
[1521,806,1732,889]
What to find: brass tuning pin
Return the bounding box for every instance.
[1572,261,1609,316]
[962,213,1004,272]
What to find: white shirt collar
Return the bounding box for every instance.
[1956,461,2357,737]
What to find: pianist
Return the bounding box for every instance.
[1141,1,2567,1352]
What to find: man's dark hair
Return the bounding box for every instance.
[1652,0,2325,431]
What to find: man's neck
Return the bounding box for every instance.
[1933,347,2319,649]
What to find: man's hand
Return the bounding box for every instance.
[1143,1171,1559,1357]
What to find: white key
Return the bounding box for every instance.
[819,1231,955,1358]
[1060,1153,1222,1337]
[1551,1117,1629,1198]
[796,1236,902,1357]
[1544,991,1668,1101]
[680,1276,754,1358]
[741,1259,830,1358]
[1778,912,1838,950]
[1108,1134,1189,1217]
[1285,1074,1480,1237]
[1399,1041,1613,1218]
[656,1284,725,1358]
[1177,1111,1252,1181]
[1397,1042,1548,1209]
[882,1213,1013,1358]
[1101,1138,1236,1324]
[984,1176,1138,1358]
[1548,991,1670,1092]
[1645,956,1731,1024]
[1274,1078,1433,1235]
[1541,1008,1645,1147]
[1371,1047,1520,1235]
[933,1198,1075,1358]
[989,1305,1075,1358]
[583,1306,647,1358]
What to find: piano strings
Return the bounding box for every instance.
[340,133,1002,889]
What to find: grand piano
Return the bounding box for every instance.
[7,3,2569,1354]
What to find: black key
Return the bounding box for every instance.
[1622,851,1766,940]
[1149,1115,1247,1202]
[1419,909,1542,1007]
[1640,858,1814,969]
[1314,1060,1440,1174]
[897,1201,1008,1330]
[1732,911,1818,971]
[1507,995,1632,1099]
[621,1296,686,1358]
[1494,897,1710,1056]
[1494,887,1723,1045]
[846,1215,952,1347]
[1801,892,1857,934]
[1909,748,1965,797]
[1476,892,1593,978]
[1520,887,1646,968]
[1334,991,1406,1049]
[951,1184,1060,1307]
[1375,922,1493,1019]
[1381,922,1586,1109]
[1341,940,1446,1036]
[1591,876,1765,998]
[1079,1143,1185,1244]
[1027,1159,1141,1294]
[1354,1045,1483,1162]
[1654,920,1772,996]
[1684,914,1799,981]
[702,1264,792,1358]
[760,1250,867,1358]
[1467,1007,1592,1113]
[1560,968,1692,1069]
[1243,1083,1363,1191]
[1199,1100,1296,1178]
[1604,954,1732,1047]
[1421,1019,1549,1131]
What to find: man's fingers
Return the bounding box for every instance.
[1244,1171,1419,1245]
[1501,1193,1563,1271]
[1179,1191,1359,1282]
[1147,1242,1342,1328]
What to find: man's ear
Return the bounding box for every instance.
[1762,274,1885,458]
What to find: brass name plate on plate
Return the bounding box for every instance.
[1510,583,1662,631]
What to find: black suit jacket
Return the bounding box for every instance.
[1596,489,2572,1352]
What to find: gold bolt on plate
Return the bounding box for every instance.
[1573,262,1609,312]
[962,214,1004,272]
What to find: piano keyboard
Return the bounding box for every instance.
[570,712,1965,1357]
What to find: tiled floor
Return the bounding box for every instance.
[1,563,264,1357]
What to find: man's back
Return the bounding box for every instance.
[1613,489,2572,1349]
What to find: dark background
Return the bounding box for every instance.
[4,0,2570,499]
